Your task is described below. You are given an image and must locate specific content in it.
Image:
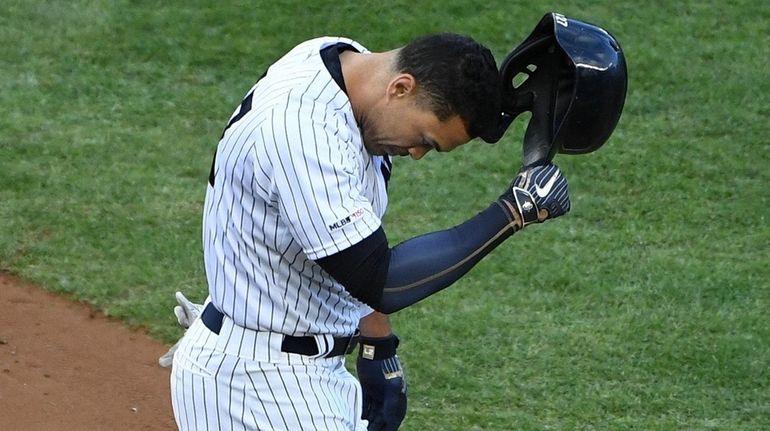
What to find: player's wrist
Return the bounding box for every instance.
[496,197,524,231]
[358,333,400,360]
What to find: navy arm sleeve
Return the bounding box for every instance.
[316,201,518,313]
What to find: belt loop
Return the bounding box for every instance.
[309,334,334,359]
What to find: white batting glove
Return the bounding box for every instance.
[173,291,204,329]
[158,340,181,368]
[158,292,205,368]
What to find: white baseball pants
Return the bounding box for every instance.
[170,317,368,430]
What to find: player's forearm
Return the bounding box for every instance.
[358,311,393,337]
[316,200,522,314]
[378,201,518,313]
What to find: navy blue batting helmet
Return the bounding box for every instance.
[487,13,628,167]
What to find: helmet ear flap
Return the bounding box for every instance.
[500,35,573,166]
[484,34,558,145]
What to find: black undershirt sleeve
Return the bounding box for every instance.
[316,228,391,307]
[316,201,518,314]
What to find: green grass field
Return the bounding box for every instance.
[2,0,768,429]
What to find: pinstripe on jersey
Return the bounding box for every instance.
[203,37,389,340]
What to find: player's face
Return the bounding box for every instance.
[361,78,472,160]
[362,102,471,160]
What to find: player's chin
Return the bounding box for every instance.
[380,144,410,157]
[366,142,408,157]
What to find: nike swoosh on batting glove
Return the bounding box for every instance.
[499,163,570,228]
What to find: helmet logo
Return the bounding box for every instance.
[554,13,569,28]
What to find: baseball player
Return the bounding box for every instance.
[168,13,627,430]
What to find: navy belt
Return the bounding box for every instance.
[200,302,359,357]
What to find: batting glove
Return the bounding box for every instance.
[499,163,570,229]
[173,291,204,329]
[158,292,204,368]
[356,334,407,431]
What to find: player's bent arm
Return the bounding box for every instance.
[317,164,569,314]
[379,201,517,312]
[320,202,516,313]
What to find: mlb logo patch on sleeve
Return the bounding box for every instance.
[328,208,365,232]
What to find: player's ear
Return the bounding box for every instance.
[387,74,416,100]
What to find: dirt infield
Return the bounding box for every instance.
[0,272,177,430]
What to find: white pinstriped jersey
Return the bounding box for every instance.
[203,37,390,339]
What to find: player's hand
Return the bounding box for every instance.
[158,339,181,368]
[173,291,204,329]
[356,334,407,431]
[499,163,570,229]
[159,292,204,368]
